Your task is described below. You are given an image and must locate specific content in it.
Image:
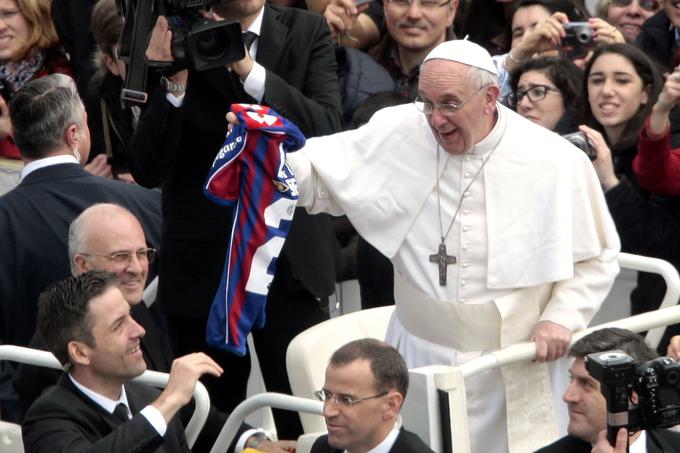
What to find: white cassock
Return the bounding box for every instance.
[287,103,620,453]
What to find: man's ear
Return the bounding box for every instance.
[68,340,92,367]
[484,85,500,114]
[73,254,91,274]
[65,123,79,150]
[383,391,404,420]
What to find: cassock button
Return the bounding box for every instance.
[462,226,470,232]
[461,280,467,286]
[463,210,470,215]
[462,262,470,268]
[462,244,469,251]
[464,172,471,179]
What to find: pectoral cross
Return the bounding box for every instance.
[429,242,456,286]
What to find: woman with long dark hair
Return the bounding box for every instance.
[580,43,680,351]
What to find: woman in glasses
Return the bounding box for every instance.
[596,0,660,42]
[507,56,583,133]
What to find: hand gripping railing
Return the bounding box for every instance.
[208,393,323,453]
[0,345,210,448]
[404,253,680,453]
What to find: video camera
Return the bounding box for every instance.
[115,0,245,104]
[585,350,680,445]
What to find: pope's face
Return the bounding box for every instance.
[418,59,498,155]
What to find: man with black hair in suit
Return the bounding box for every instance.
[535,328,680,453]
[131,0,343,438]
[22,271,219,453]
[22,271,295,453]
[311,339,433,453]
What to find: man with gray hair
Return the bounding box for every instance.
[280,39,621,452]
[0,74,160,422]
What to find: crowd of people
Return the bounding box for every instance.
[2,0,680,452]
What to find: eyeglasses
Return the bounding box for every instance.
[386,0,451,9]
[81,248,157,265]
[313,389,388,407]
[505,85,560,107]
[610,0,659,12]
[414,85,487,116]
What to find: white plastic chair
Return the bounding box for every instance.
[285,305,394,433]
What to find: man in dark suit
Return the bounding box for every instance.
[535,328,680,453]
[22,271,291,453]
[16,204,286,453]
[311,339,433,453]
[131,0,342,438]
[21,271,222,453]
[0,74,161,422]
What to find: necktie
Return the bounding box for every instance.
[113,402,130,422]
[242,31,258,52]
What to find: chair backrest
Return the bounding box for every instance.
[0,421,23,453]
[285,306,394,433]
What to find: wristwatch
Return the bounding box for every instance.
[244,432,268,449]
[160,76,186,95]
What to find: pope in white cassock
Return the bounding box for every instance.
[284,40,620,452]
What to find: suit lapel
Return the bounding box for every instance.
[256,6,287,74]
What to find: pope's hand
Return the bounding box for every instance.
[532,320,571,362]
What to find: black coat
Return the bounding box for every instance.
[310,428,435,453]
[130,5,342,320]
[635,10,676,74]
[603,143,680,353]
[0,163,161,348]
[535,430,680,453]
[22,375,189,453]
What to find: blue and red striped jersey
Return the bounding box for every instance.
[203,104,305,355]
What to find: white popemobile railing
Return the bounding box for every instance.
[3,253,680,453]
[217,252,680,453]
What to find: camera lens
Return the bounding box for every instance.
[577,28,593,44]
[195,28,229,61]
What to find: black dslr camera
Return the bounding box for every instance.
[157,0,245,72]
[561,22,595,60]
[586,350,680,445]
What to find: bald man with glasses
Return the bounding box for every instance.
[310,339,434,453]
